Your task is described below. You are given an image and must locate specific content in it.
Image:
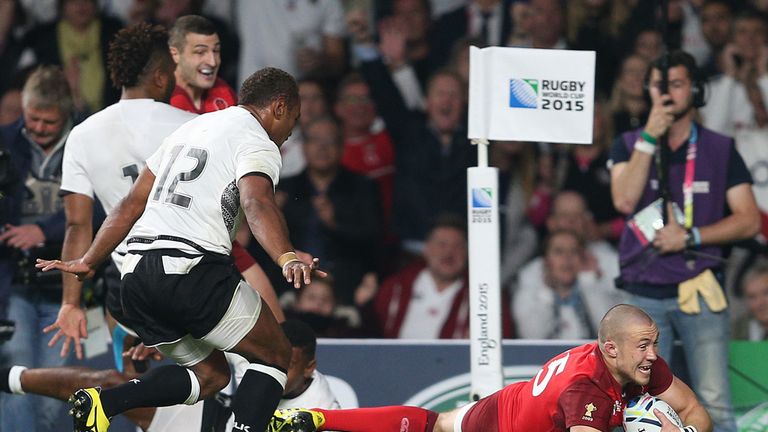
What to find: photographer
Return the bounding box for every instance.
[0,65,76,431]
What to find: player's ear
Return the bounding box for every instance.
[273,96,287,119]
[305,358,317,378]
[169,46,180,64]
[603,340,618,359]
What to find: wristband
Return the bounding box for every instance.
[640,130,658,144]
[277,252,300,269]
[682,426,698,432]
[691,227,701,247]
[634,138,656,155]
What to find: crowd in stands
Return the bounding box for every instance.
[2,0,768,344]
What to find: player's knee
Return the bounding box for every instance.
[194,363,231,398]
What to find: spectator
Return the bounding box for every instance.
[491,140,539,288]
[566,0,631,95]
[0,65,77,432]
[632,28,663,62]
[515,190,625,321]
[700,10,768,138]
[514,230,622,339]
[280,78,331,179]
[284,276,364,338]
[0,86,22,126]
[372,215,513,339]
[609,54,650,134]
[20,0,123,114]
[610,50,760,431]
[528,0,567,49]
[559,100,623,243]
[277,116,382,305]
[733,258,768,340]
[356,62,476,251]
[235,0,346,82]
[168,15,237,114]
[699,0,735,80]
[334,72,396,262]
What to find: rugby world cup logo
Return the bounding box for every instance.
[509,78,538,109]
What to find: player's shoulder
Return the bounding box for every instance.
[148,101,198,124]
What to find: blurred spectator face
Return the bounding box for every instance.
[172,32,221,91]
[544,231,581,288]
[393,0,431,43]
[62,0,97,28]
[495,140,526,156]
[634,30,662,62]
[547,191,590,235]
[529,0,563,48]
[732,17,767,62]
[618,55,649,99]
[155,0,191,27]
[303,119,343,173]
[426,74,464,134]
[299,81,328,128]
[701,2,733,51]
[296,280,336,316]
[649,66,694,116]
[334,81,376,134]
[0,89,22,126]
[22,105,66,148]
[744,273,768,327]
[424,226,468,282]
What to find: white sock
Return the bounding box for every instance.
[9,366,27,395]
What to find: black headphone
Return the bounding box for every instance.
[642,50,707,109]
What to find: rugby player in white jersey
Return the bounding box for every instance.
[44,22,196,367]
[38,67,321,432]
[0,319,339,431]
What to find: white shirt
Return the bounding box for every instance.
[129,107,282,255]
[278,370,341,410]
[398,269,463,339]
[236,0,345,83]
[61,99,196,268]
[701,74,768,137]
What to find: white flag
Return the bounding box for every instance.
[468,46,596,144]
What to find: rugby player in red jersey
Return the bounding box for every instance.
[273,304,712,432]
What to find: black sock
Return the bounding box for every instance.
[230,365,285,430]
[0,367,10,393]
[100,365,193,418]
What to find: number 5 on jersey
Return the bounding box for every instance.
[152,145,208,209]
[532,352,570,396]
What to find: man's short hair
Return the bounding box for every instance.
[742,258,768,290]
[108,22,171,89]
[169,15,218,51]
[281,319,317,360]
[239,67,299,110]
[651,49,700,81]
[22,65,73,117]
[428,213,467,239]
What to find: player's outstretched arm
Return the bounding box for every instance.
[36,167,156,279]
[46,193,95,359]
[238,174,326,288]
[656,376,713,432]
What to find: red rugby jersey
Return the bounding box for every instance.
[170,78,236,114]
[497,343,673,432]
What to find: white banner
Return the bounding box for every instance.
[467,167,503,399]
[468,46,596,144]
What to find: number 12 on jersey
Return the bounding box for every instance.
[152,145,208,209]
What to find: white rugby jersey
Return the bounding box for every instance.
[61,99,196,268]
[128,106,282,255]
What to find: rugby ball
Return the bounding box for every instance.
[623,393,683,432]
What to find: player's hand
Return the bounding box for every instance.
[43,304,88,359]
[644,86,675,140]
[124,343,163,362]
[35,257,96,281]
[0,223,46,250]
[653,408,682,432]
[283,257,328,289]
[653,204,686,254]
